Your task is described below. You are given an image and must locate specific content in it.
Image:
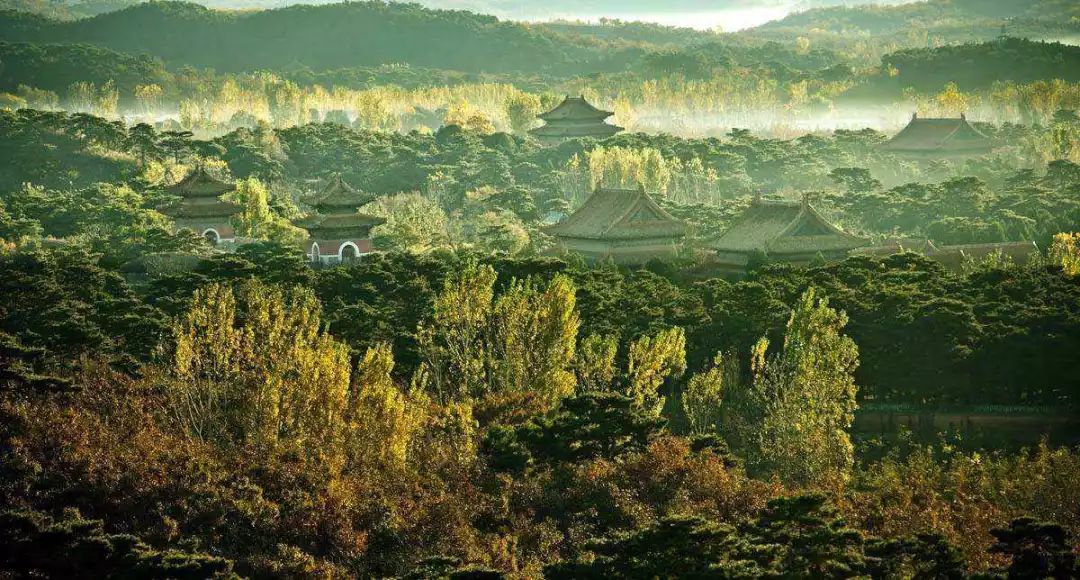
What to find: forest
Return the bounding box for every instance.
[1,0,1079,578]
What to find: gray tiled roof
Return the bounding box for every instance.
[544,186,686,240]
[709,198,868,254]
[166,166,235,198]
[537,96,614,121]
[880,115,993,152]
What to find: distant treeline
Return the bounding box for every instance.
[880,37,1080,93]
[755,0,1070,36]
[0,42,171,96]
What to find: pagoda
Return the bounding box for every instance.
[529,96,623,145]
[544,185,686,264]
[708,195,869,274]
[293,175,386,264]
[159,166,242,245]
[879,113,994,158]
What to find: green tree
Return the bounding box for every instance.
[545,516,757,579]
[482,392,666,472]
[867,533,967,579]
[0,508,236,578]
[682,352,731,435]
[737,495,867,578]
[625,327,686,415]
[574,333,618,393]
[730,288,859,487]
[988,518,1076,579]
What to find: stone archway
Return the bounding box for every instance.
[309,242,321,263]
[202,228,221,245]
[339,241,360,262]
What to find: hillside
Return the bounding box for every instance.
[745,0,1080,59]
[881,37,1080,92]
[0,42,172,95]
[754,0,1074,36]
[0,1,636,75]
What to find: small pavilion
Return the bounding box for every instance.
[529,96,624,145]
[293,175,385,264]
[708,196,869,274]
[159,166,242,245]
[544,185,686,264]
[879,113,994,158]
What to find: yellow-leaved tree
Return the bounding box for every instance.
[347,343,425,471]
[167,280,352,462]
[1050,232,1080,276]
[418,261,579,408]
[727,287,860,488]
[625,327,686,415]
[574,333,618,392]
[682,352,734,435]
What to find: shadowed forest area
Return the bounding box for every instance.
[0,0,1079,578]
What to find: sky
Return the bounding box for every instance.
[410,1,910,31]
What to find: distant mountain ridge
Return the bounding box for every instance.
[0,0,918,21]
[0,1,638,75]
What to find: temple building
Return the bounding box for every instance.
[159,166,242,245]
[544,185,686,264]
[529,96,623,145]
[708,196,869,274]
[879,113,995,158]
[293,175,385,264]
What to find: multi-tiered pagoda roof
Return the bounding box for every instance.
[293,175,385,240]
[529,96,624,144]
[159,166,241,221]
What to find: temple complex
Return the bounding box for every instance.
[544,185,686,264]
[852,239,1039,272]
[159,166,242,245]
[529,96,623,144]
[293,175,385,264]
[879,113,995,158]
[708,196,869,273]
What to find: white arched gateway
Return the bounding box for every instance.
[308,242,321,262]
[338,241,360,262]
[201,228,221,246]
